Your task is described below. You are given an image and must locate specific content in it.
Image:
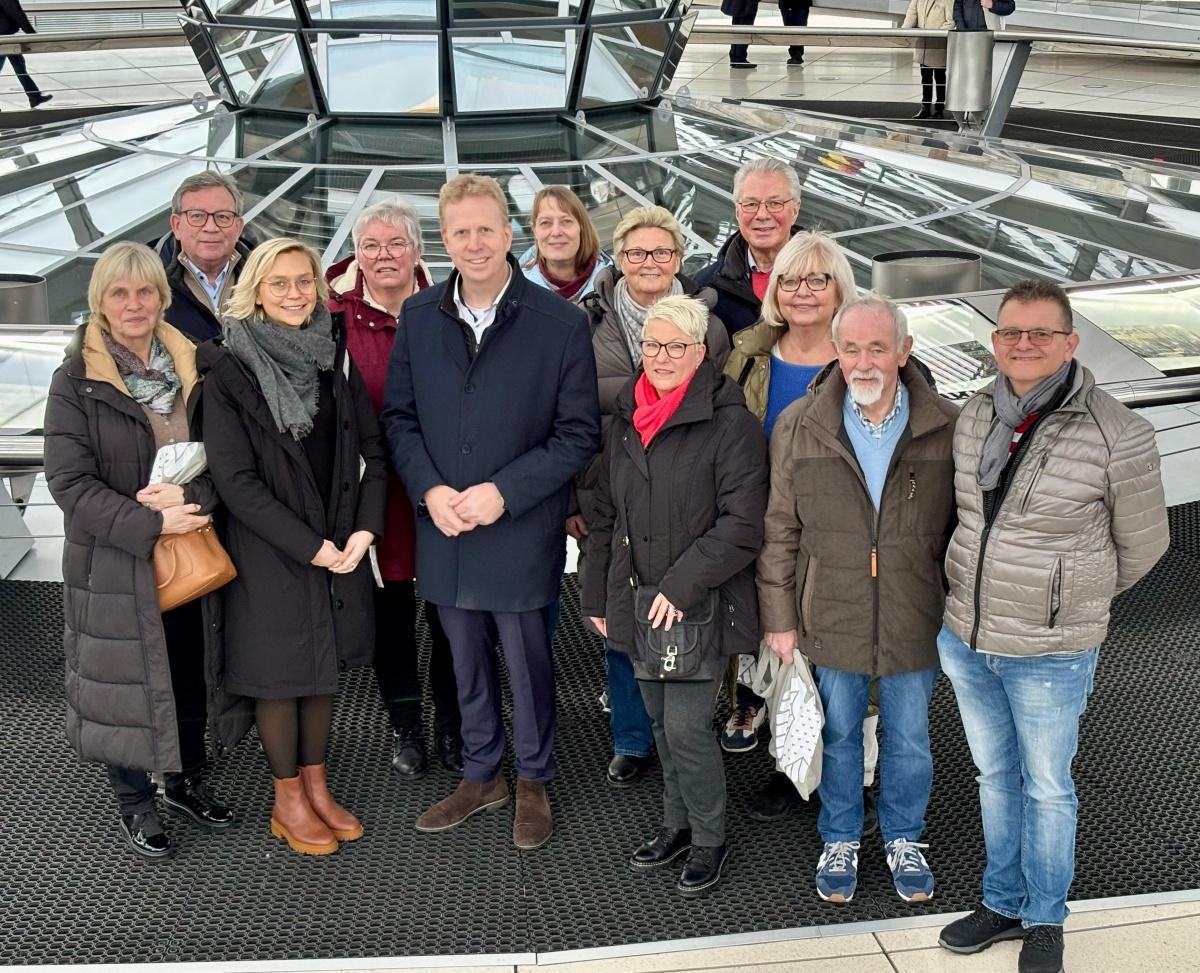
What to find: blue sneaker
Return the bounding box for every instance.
[885,838,936,902]
[815,840,859,903]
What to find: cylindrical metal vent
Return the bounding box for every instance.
[0,274,49,325]
[946,30,994,114]
[871,250,982,299]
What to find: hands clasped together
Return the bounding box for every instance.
[423,482,505,538]
[139,483,212,535]
[310,530,375,574]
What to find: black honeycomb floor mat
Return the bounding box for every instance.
[1,503,1199,964]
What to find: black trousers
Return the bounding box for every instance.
[0,55,40,98]
[107,601,208,815]
[730,13,756,64]
[780,4,810,60]
[920,65,948,106]
[373,580,461,738]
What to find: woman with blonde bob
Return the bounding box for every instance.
[580,294,768,896]
[520,185,612,303]
[45,241,236,859]
[198,237,387,856]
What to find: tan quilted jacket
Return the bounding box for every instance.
[943,365,1170,657]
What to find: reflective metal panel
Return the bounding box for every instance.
[311,32,441,114]
[208,24,317,111]
[1071,277,1200,374]
[582,21,674,108]
[902,299,1000,399]
[451,29,577,113]
[451,0,580,21]
[591,0,668,17]
[214,0,298,18]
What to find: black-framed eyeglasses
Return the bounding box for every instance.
[641,339,699,360]
[622,247,677,265]
[736,198,795,214]
[778,273,832,293]
[179,209,238,229]
[993,327,1072,346]
[359,240,413,259]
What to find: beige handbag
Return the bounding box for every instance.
[153,524,236,612]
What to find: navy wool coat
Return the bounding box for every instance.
[382,260,601,613]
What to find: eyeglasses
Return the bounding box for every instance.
[263,276,317,297]
[622,247,677,264]
[778,273,832,293]
[179,209,238,228]
[640,339,699,360]
[993,327,1072,346]
[736,198,795,214]
[359,240,412,259]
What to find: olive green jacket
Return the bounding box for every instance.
[722,319,786,423]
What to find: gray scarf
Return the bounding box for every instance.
[977,362,1073,491]
[103,332,181,415]
[614,276,684,363]
[223,305,336,440]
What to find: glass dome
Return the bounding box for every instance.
[178,0,698,117]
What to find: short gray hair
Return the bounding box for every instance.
[172,171,243,215]
[732,158,802,204]
[644,294,709,345]
[352,198,423,258]
[832,293,909,348]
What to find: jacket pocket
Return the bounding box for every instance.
[1020,453,1049,515]
[799,555,817,636]
[1047,558,1063,629]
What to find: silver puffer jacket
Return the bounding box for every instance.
[944,365,1169,657]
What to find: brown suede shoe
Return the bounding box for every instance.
[415,776,509,833]
[513,779,553,850]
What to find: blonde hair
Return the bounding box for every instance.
[88,241,172,332]
[225,237,328,321]
[644,294,709,345]
[438,174,507,224]
[613,205,686,259]
[525,185,600,274]
[761,231,857,330]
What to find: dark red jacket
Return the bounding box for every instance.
[326,255,432,581]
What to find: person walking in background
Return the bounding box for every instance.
[383,174,599,851]
[44,241,236,860]
[901,0,955,119]
[582,295,768,896]
[936,279,1169,973]
[520,185,612,304]
[326,198,465,782]
[200,237,387,856]
[0,0,51,109]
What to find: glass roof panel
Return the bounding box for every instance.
[371,171,454,260]
[581,21,675,109]
[247,169,372,253]
[1070,277,1200,374]
[902,299,1000,400]
[451,29,578,114]
[307,0,439,20]
[591,0,669,16]
[0,131,107,180]
[215,0,298,17]
[451,0,580,21]
[602,158,735,248]
[0,248,72,277]
[88,103,207,146]
[208,25,317,112]
[311,32,441,114]
[0,329,74,430]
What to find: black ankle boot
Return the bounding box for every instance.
[164,776,235,829]
[436,731,464,776]
[391,727,428,779]
[677,844,728,896]
[932,103,946,119]
[119,810,174,859]
[630,827,692,870]
[913,103,934,120]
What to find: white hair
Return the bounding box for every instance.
[733,158,802,204]
[832,292,909,348]
[643,294,709,345]
[352,198,423,257]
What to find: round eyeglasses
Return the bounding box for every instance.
[263,276,317,298]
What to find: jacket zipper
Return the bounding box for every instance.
[969,415,1046,650]
[1019,453,1049,515]
[1047,558,1063,628]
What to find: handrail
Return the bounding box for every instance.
[0,27,185,54]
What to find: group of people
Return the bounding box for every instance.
[45,155,1169,973]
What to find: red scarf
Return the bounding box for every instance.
[541,253,598,302]
[632,369,696,447]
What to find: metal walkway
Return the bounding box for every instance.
[1,503,1198,965]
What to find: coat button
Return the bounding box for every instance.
[335,599,344,609]
[85,386,93,393]
[461,444,471,454]
[465,383,475,393]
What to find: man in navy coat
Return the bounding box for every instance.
[382,174,600,850]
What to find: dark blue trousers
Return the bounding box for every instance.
[437,605,557,784]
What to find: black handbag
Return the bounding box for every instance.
[632,585,721,681]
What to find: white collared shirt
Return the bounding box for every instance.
[180,253,233,310]
[453,266,513,345]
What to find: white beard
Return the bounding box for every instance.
[849,368,885,407]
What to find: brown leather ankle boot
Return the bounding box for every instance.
[298,764,363,841]
[513,779,553,850]
[270,775,338,855]
[415,776,509,833]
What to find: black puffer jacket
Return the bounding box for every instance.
[196,311,387,699]
[575,268,731,525]
[579,361,769,674]
[44,320,249,774]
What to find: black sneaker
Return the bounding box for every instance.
[747,771,799,822]
[436,731,465,776]
[391,728,428,779]
[939,904,1024,954]
[164,777,234,830]
[119,810,174,859]
[1019,924,1064,973]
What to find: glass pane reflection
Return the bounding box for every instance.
[313,33,440,113]
[591,0,668,17]
[1071,278,1200,374]
[0,329,75,428]
[452,0,579,20]
[215,0,298,18]
[451,30,577,113]
[208,25,316,112]
[582,21,674,108]
[248,170,372,253]
[903,300,999,399]
[307,0,438,19]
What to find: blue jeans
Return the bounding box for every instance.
[605,642,654,758]
[815,664,937,843]
[937,624,1099,928]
